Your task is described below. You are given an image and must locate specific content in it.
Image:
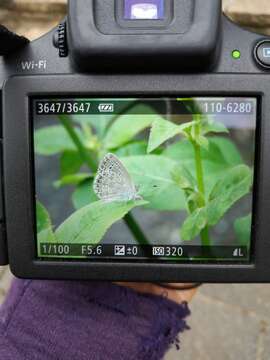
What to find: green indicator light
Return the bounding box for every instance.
[232,50,241,59]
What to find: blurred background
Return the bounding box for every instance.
[1,1,270,359]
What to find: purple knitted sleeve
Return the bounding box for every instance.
[0,279,190,360]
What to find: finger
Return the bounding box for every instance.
[116,282,199,304]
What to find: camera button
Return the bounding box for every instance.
[255,40,270,69]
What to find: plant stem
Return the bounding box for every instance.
[59,115,150,244]
[59,115,98,171]
[201,226,211,246]
[124,213,151,245]
[193,142,205,197]
[192,139,211,246]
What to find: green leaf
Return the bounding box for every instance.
[54,173,91,188]
[195,135,209,150]
[185,117,210,150]
[171,165,196,191]
[114,141,148,157]
[103,105,158,149]
[234,214,252,246]
[72,114,114,139]
[37,228,55,245]
[163,137,243,190]
[180,165,252,242]
[72,179,98,210]
[147,118,185,153]
[36,202,55,246]
[209,165,251,201]
[202,119,229,135]
[55,199,147,244]
[36,201,52,234]
[186,192,205,214]
[121,155,186,211]
[60,151,83,176]
[210,137,242,166]
[34,126,84,155]
[176,99,228,146]
[180,207,208,241]
[207,165,252,226]
[147,118,190,153]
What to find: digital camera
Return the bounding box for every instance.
[1,0,270,282]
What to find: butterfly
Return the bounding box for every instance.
[93,153,142,203]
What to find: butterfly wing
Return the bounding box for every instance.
[94,153,137,202]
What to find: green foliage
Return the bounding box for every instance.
[147,110,228,154]
[164,137,243,192]
[54,173,91,188]
[208,165,252,204]
[180,207,207,241]
[72,179,98,210]
[36,202,55,252]
[210,137,243,166]
[114,141,148,157]
[234,214,252,246]
[60,151,83,177]
[72,113,114,139]
[55,199,147,244]
[121,155,186,211]
[34,126,84,155]
[147,118,194,153]
[71,99,134,139]
[103,105,160,149]
[171,165,196,192]
[207,168,251,227]
[180,165,252,241]
[36,202,52,234]
[201,119,229,136]
[34,98,253,250]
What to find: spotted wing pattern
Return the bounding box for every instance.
[93,153,139,202]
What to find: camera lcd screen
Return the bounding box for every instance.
[33,97,257,262]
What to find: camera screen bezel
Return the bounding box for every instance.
[32,96,256,264]
[3,74,268,282]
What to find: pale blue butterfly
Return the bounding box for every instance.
[93,153,142,202]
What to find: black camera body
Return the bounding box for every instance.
[1,0,270,282]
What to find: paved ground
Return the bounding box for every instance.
[166,284,270,360]
[1,266,269,360]
[0,267,13,306]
